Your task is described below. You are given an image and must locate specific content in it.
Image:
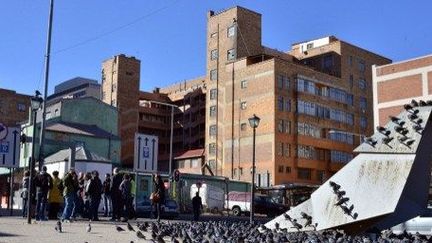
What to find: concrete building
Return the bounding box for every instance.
[373,54,432,127]
[47,77,101,103]
[20,97,120,168]
[205,6,391,185]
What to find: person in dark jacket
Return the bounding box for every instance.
[192,192,203,221]
[102,173,111,217]
[119,173,132,222]
[110,167,123,221]
[34,166,53,221]
[21,170,30,218]
[152,174,165,222]
[87,170,102,221]
[61,168,78,222]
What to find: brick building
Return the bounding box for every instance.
[101,55,207,171]
[0,88,31,127]
[205,6,391,185]
[373,54,432,127]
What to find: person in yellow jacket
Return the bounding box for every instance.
[48,171,63,220]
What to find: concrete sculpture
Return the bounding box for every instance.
[265,100,432,234]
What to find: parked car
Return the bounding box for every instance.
[227,191,289,217]
[135,198,179,219]
[190,183,225,213]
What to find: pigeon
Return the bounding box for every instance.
[283,213,292,221]
[404,104,413,111]
[136,230,146,239]
[335,190,346,199]
[127,222,135,231]
[116,225,125,232]
[55,220,62,233]
[335,197,349,206]
[411,99,419,107]
[405,139,415,147]
[86,223,91,233]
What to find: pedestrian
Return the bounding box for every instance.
[129,175,136,219]
[72,172,85,219]
[87,170,102,221]
[102,173,111,217]
[34,166,53,221]
[61,168,78,222]
[151,174,165,222]
[48,171,63,220]
[192,192,203,221]
[119,173,132,222]
[21,170,30,218]
[110,167,123,221]
[82,172,92,218]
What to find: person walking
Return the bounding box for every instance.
[87,171,102,221]
[21,170,30,218]
[48,171,63,220]
[61,168,78,222]
[192,192,203,221]
[110,167,123,221]
[152,174,165,222]
[102,173,111,217]
[119,173,132,222]
[82,172,92,219]
[34,166,52,221]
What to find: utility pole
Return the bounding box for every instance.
[38,0,54,170]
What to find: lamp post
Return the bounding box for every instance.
[27,91,43,224]
[148,100,177,174]
[248,114,260,224]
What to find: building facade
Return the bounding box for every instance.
[373,54,432,127]
[47,77,101,104]
[0,88,31,127]
[204,6,391,185]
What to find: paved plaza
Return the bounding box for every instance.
[0,217,151,243]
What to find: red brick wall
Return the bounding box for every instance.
[376,56,432,76]
[378,106,404,126]
[377,75,422,103]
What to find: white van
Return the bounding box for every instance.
[190,183,225,213]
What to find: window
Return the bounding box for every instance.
[317,170,325,182]
[240,101,247,110]
[277,96,284,111]
[209,143,216,155]
[331,150,353,164]
[240,123,247,131]
[349,56,353,66]
[298,168,312,180]
[210,32,218,38]
[278,165,284,173]
[297,122,321,138]
[126,71,134,76]
[211,49,218,60]
[283,143,290,157]
[191,159,199,168]
[54,109,59,116]
[297,145,316,160]
[323,55,333,69]
[278,120,291,133]
[209,125,217,136]
[360,97,367,110]
[227,49,236,60]
[277,75,284,89]
[208,159,216,168]
[359,79,367,90]
[349,74,354,88]
[285,99,291,112]
[210,89,217,100]
[178,160,185,168]
[358,59,366,72]
[46,111,52,119]
[360,116,367,128]
[111,99,116,106]
[210,69,218,81]
[209,106,216,117]
[17,103,26,112]
[227,25,235,37]
[329,130,354,145]
[346,94,354,106]
[286,166,291,173]
[241,80,248,89]
[306,43,314,49]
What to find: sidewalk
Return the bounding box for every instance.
[0,217,151,243]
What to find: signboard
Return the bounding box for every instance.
[134,133,158,173]
[0,125,20,168]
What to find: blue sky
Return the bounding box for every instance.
[1,0,431,96]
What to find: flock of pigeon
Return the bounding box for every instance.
[54,219,432,242]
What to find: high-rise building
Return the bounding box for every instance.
[47,77,101,103]
[373,54,432,127]
[101,54,140,167]
[205,6,391,185]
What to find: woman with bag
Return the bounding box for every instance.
[152,174,165,222]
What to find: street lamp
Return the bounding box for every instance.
[248,114,260,224]
[27,91,43,224]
